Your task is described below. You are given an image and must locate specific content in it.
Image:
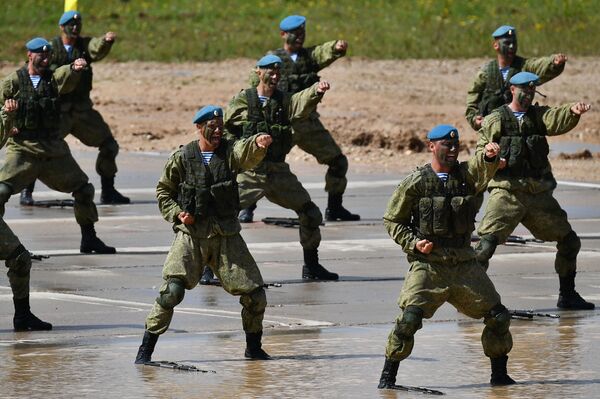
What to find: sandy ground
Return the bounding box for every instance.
[2,57,600,180]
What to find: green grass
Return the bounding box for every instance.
[1,0,599,62]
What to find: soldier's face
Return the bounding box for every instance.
[29,51,51,73]
[431,139,459,167]
[258,66,281,88]
[495,37,517,57]
[62,21,82,38]
[513,85,535,109]
[282,27,305,51]
[199,117,223,148]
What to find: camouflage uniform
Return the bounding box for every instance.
[465,55,564,130]
[225,83,324,250]
[475,103,593,309]
[383,150,512,365]
[0,65,98,229]
[144,135,267,335]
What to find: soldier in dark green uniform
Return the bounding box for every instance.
[475,72,594,310]
[1,96,52,331]
[466,25,567,131]
[135,106,274,364]
[239,15,359,223]
[0,38,115,255]
[20,10,129,206]
[225,54,339,281]
[378,125,515,389]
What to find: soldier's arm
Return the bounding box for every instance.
[87,35,114,62]
[523,55,565,85]
[0,74,19,141]
[465,145,500,194]
[465,67,487,130]
[383,175,422,256]
[475,111,502,154]
[53,64,82,94]
[307,41,346,70]
[541,103,581,136]
[223,92,249,138]
[248,68,260,87]
[230,134,268,171]
[288,83,323,121]
[156,151,185,223]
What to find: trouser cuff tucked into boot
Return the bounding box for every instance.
[135,330,159,364]
[244,331,271,360]
[13,296,52,332]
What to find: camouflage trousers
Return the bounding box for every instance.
[292,113,346,195]
[478,187,575,275]
[61,103,118,178]
[145,230,266,335]
[385,258,512,361]
[1,217,29,298]
[0,150,98,225]
[238,161,322,250]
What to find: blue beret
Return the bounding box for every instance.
[279,15,306,31]
[193,105,223,124]
[492,25,516,38]
[26,37,52,53]
[427,125,459,141]
[59,10,82,25]
[256,54,282,68]
[509,72,539,86]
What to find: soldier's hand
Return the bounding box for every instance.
[3,99,18,113]
[255,134,272,149]
[499,158,507,169]
[474,115,484,129]
[570,102,591,115]
[335,40,348,53]
[178,211,195,225]
[484,142,500,159]
[317,81,330,94]
[415,239,433,254]
[105,32,117,42]
[72,58,87,71]
[554,53,568,65]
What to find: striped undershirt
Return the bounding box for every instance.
[500,66,510,81]
[29,75,41,88]
[436,172,449,182]
[258,95,269,105]
[201,152,213,165]
[512,110,526,121]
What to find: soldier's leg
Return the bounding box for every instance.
[264,163,337,280]
[237,170,266,223]
[522,191,594,310]
[39,155,115,254]
[476,188,525,270]
[137,231,202,364]
[293,116,359,221]
[70,107,129,204]
[380,260,447,389]
[0,152,40,215]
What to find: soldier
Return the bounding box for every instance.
[239,14,359,223]
[466,25,567,131]
[475,72,594,310]
[225,54,339,281]
[20,10,129,206]
[378,125,515,389]
[1,98,52,331]
[0,37,115,254]
[135,106,274,364]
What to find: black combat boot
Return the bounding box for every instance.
[490,355,516,386]
[199,266,220,285]
[100,176,130,204]
[135,331,159,364]
[238,203,257,223]
[557,272,595,310]
[13,296,52,332]
[325,193,360,222]
[19,181,35,206]
[244,331,271,360]
[80,224,117,254]
[378,358,400,389]
[302,249,339,280]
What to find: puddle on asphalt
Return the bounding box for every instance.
[0,316,599,398]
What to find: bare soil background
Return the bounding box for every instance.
[2,57,599,180]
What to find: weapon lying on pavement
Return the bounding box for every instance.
[471,235,544,244]
[262,217,324,228]
[143,360,215,373]
[200,279,282,289]
[384,384,444,395]
[30,253,49,261]
[28,199,75,208]
[510,309,560,319]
